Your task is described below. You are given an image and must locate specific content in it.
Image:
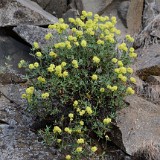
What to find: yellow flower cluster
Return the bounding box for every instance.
[53,126,62,134]
[92,56,100,64]
[33,42,39,49]
[49,51,57,58]
[47,64,55,72]
[41,92,49,99]
[118,43,128,52]
[75,147,82,152]
[77,138,84,144]
[65,155,71,160]
[18,60,25,68]
[37,76,46,83]
[36,51,42,58]
[126,35,134,42]
[72,60,78,68]
[91,74,98,80]
[91,146,98,152]
[45,33,52,40]
[64,127,72,134]
[103,117,111,125]
[73,100,78,107]
[86,106,93,115]
[107,85,118,91]
[68,113,74,121]
[126,87,135,94]
[48,20,69,33]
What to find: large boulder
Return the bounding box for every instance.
[0,84,58,160]
[143,0,160,28]
[13,25,59,48]
[0,0,58,27]
[117,1,130,28]
[127,0,144,35]
[112,95,160,155]
[135,44,160,80]
[81,0,113,14]
[134,14,160,48]
[31,0,67,18]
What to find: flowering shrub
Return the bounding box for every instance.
[19,11,136,159]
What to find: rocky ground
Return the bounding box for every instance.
[0,0,160,160]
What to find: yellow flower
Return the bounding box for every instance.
[87,11,93,17]
[112,58,118,63]
[103,118,111,125]
[111,86,118,91]
[81,40,87,47]
[114,68,120,73]
[45,33,52,40]
[37,76,46,83]
[64,127,72,134]
[63,71,68,77]
[79,110,85,116]
[86,106,93,115]
[55,65,62,75]
[130,77,136,83]
[119,67,127,74]
[53,126,62,134]
[29,64,35,70]
[65,155,71,160]
[61,62,67,67]
[34,62,39,68]
[47,64,55,72]
[91,146,98,152]
[97,39,104,45]
[129,52,137,58]
[117,60,123,67]
[59,18,64,23]
[75,147,82,152]
[72,60,78,68]
[129,47,135,52]
[91,74,98,81]
[79,120,84,126]
[68,113,74,119]
[33,42,39,49]
[118,74,127,82]
[127,67,133,74]
[73,100,78,107]
[26,87,34,95]
[36,52,42,58]
[126,35,134,42]
[126,87,135,94]
[100,88,105,92]
[49,51,57,58]
[77,138,84,144]
[41,93,49,99]
[92,56,100,64]
[57,139,62,143]
[21,93,27,99]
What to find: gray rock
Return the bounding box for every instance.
[13,25,59,48]
[0,0,58,27]
[134,14,160,48]
[135,44,160,80]
[0,28,32,74]
[112,95,160,155]
[32,0,67,18]
[81,0,113,14]
[117,1,130,28]
[127,0,144,35]
[68,0,84,15]
[62,9,79,23]
[143,0,160,28]
[0,84,58,160]
[146,76,160,85]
